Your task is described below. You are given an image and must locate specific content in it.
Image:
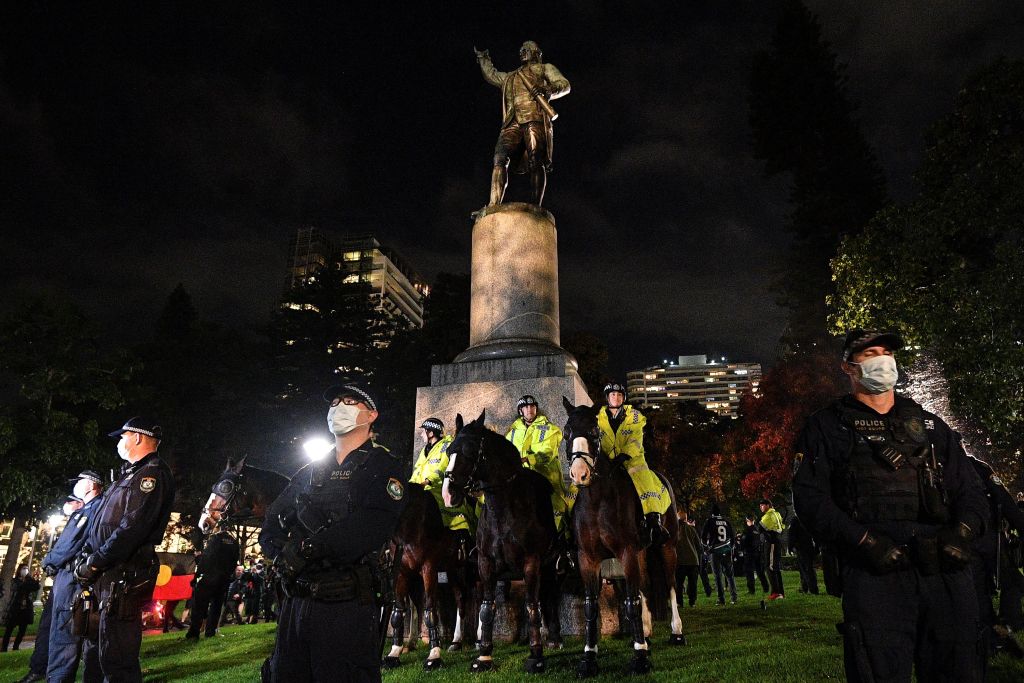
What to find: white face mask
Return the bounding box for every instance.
[851,355,899,394]
[117,438,131,461]
[327,403,365,435]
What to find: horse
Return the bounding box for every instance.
[198,456,290,535]
[562,397,685,677]
[442,411,562,674]
[382,482,476,671]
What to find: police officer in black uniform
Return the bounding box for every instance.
[793,330,988,683]
[44,472,104,683]
[259,383,406,683]
[74,417,175,683]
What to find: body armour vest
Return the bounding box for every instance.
[835,396,948,524]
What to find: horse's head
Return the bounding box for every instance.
[562,396,604,488]
[198,456,249,534]
[442,411,486,509]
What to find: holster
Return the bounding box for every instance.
[71,586,100,640]
[293,564,374,604]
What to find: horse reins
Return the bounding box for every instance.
[446,433,521,493]
[204,470,255,525]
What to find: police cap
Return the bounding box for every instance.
[108,417,163,440]
[420,417,444,435]
[516,395,539,411]
[603,382,626,397]
[68,470,104,486]
[842,329,904,361]
[323,382,378,411]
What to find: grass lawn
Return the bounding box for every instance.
[2,573,1022,681]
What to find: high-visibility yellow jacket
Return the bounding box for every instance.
[506,415,570,532]
[410,436,454,490]
[760,508,786,534]
[597,405,669,515]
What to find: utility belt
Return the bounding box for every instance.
[287,564,375,604]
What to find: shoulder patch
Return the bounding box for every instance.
[140,477,156,493]
[386,477,404,501]
[76,515,89,528]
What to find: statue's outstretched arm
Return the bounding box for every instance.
[474,46,506,88]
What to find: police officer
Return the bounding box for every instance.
[185,530,239,639]
[411,417,475,557]
[42,472,104,683]
[793,329,988,682]
[597,382,670,545]
[505,395,569,533]
[75,417,175,683]
[259,383,406,682]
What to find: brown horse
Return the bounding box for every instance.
[198,456,290,535]
[562,398,685,677]
[442,411,562,674]
[382,482,475,671]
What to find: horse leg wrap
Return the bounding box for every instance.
[584,595,599,650]
[623,596,647,649]
[526,601,543,657]
[478,600,495,655]
[423,608,439,651]
[389,606,406,647]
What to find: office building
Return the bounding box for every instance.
[626,354,762,417]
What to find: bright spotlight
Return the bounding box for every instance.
[303,437,334,461]
[47,514,64,528]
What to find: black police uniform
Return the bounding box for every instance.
[80,453,175,683]
[740,523,770,594]
[43,495,103,682]
[259,439,406,683]
[793,394,987,682]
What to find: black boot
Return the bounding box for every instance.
[644,513,669,546]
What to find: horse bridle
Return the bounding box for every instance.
[566,425,602,483]
[445,432,520,493]
[204,470,248,523]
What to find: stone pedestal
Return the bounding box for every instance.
[415,202,593,635]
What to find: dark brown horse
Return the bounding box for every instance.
[198,456,290,535]
[442,411,562,674]
[562,398,685,677]
[382,482,475,671]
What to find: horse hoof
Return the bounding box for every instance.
[470,658,495,673]
[667,633,686,646]
[577,652,599,678]
[424,658,444,671]
[447,642,463,652]
[628,652,652,675]
[546,639,563,650]
[524,656,546,674]
[381,656,402,669]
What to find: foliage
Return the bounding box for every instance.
[830,58,1024,467]
[749,0,887,346]
[725,350,846,503]
[0,296,131,515]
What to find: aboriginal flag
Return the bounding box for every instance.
[152,551,196,601]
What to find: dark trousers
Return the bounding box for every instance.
[745,553,770,593]
[712,552,738,602]
[48,569,87,683]
[27,592,53,674]
[187,578,228,637]
[2,621,29,651]
[82,575,146,683]
[795,548,820,594]
[222,598,242,625]
[674,565,699,606]
[270,595,380,682]
[764,538,785,595]
[840,563,981,683]
[698,557,713,597]
[998,561,1024,630]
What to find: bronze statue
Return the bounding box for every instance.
[475,41,570,207]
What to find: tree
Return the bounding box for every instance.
[830,58,1024,478]
[725,350,846,502]
[0,296,130,606]
[749,0,887,347]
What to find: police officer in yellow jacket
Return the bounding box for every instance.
[598,383,670,545]
[505,395,570,532]
[411,418,474,538]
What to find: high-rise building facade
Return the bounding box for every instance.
[285,228,427,329]
[626,354,762,417]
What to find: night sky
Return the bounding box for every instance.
[3,2,1022,375]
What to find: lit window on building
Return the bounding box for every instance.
[644,373,658,380]
[343,273,359,284]
[343,251,361,261]
[734,369,748,375]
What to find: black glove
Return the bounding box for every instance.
[859,532,909,573]
[276,537,308,582]
[43,564,58,577]
[73,554,102,585]
[294,495,330,534]
[937,522,975,569]
[299,538,330,561]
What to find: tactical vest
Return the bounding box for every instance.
[834,397,949,524]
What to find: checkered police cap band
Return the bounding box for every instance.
[842,329,903,360]
[421,418,444,433]
[603,383,626,396]
[517,395,538,410]
[338,385,377,411]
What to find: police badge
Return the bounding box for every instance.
[386,478,404,501]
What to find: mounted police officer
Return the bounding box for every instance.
[597,382,670,545]
[75,417,175,683]
[793,330,988,682]
[411,417,475,558]
[259,383,406,682]
[505,395,570,534]
[41,472,103,683]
